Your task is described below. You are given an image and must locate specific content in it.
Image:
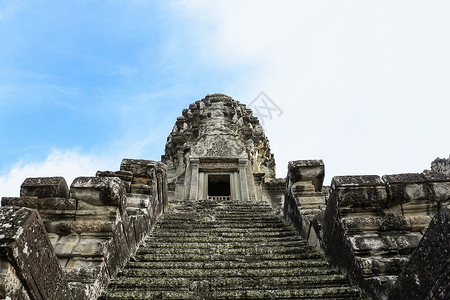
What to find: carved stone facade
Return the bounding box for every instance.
[162,94,278,205]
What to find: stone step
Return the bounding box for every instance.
[103,200,359,299]
[145,236,302,244]
[108,274,350,290]
[125,259,328,269]
[132,253,322,262]
[101,286,360,299]
[142,240,306,249]
[120,267,339,278]
[137,246,311,257]
[161,216,283,222]
[155,222,288,229]
[151,226,295,234]
[151,230,297,238]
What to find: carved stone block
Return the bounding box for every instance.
[287,160,324,192]
[389,208,450,300]
[383,173,428,206]
[20,177,69,199]
[70,177,126,208]
[332,175,387,208]
[423,171,450,202]
[0,206,72,299]
[120,159,156,179]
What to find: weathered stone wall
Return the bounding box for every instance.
[261,178,285,213]
[389,207,450,300]
[322,170,449,300]
[0,159,168,300]
[0,206,72,300]
[284,160,327,251]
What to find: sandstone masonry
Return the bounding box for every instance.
[0,94,448,299]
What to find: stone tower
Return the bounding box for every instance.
[162,93,276,202]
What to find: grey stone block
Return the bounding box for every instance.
[20,177,69,199]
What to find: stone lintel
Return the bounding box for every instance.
[20,177,69,199]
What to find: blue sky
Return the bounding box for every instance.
[1,1,449,196]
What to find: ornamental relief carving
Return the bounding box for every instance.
[200,162,238,170]
[191,135,246,159]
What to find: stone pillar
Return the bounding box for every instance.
[198,172,205,200]
[233,172,241,201]
[189,159,200,201]
[239,159,249,201]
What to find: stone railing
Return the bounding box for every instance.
[207,196,230,201]
[0,159,168,300]
[389,207,449,300]
[322,171,449,300]
[284,160,326,251]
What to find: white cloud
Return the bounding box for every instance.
[0,150,117,198]
[177,0,450,182]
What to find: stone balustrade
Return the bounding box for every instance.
[389,207,449,300]
[0,159,168,300]
[284,160,326,250]
[0,206,72,300]
[322,171,449,300]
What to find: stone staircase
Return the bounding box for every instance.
[100,200,360,299]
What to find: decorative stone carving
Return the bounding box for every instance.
[199,162,238,171]
[21,176,69,199]
[238,159,250,201]
[162,94,277,201]
[189,159,200,201]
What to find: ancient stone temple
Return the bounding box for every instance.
[0,94,449,300]
[161,94,278,205]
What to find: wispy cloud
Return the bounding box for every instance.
[0,149,117,198]
[174,0,450,181]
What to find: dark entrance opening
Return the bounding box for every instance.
[208,174,231,197]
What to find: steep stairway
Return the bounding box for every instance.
[101,200,360,299]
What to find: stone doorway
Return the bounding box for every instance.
[207,174,231,200]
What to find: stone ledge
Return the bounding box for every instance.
[20,177,69,199]
[331,175,387,208]
[333,175,384,187]
[70,177,126,208]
